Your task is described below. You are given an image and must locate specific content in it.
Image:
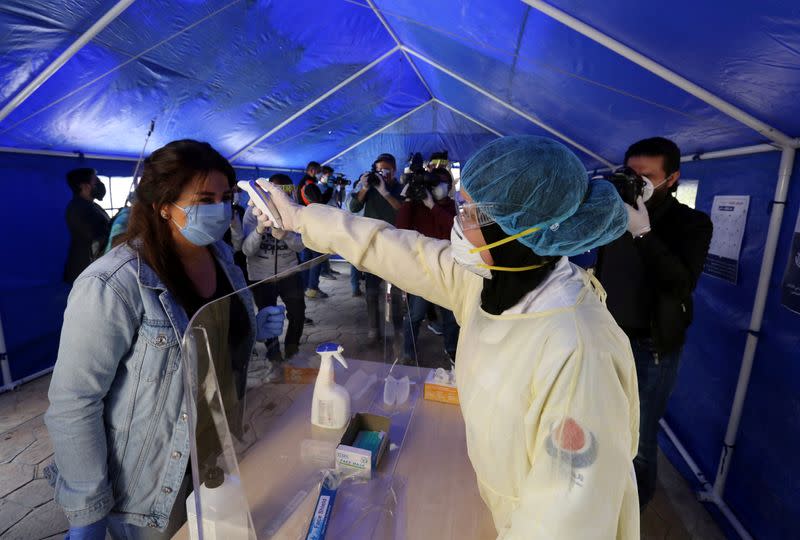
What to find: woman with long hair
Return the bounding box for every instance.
[46,140,284,539]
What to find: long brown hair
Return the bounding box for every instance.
[120,140,236,307]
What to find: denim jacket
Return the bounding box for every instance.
[45,241,255,530]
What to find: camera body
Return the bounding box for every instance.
[331,173,351,187]
[364,171,383,187]
[596,166,646,206]
[402,152,439,201]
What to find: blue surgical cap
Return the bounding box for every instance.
[460,136,628,256]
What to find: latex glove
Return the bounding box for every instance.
[422,190,434,210]
[256,305,286,341]
[249,180,303,233]
[65,518,108,540]
[626,196,651,237]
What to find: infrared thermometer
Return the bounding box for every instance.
[238,179,283,230]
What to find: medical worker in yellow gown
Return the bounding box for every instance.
[254,136,640,539]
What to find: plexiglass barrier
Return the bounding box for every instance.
[181,254,440,539]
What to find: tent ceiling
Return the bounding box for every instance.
[1,0,798,173]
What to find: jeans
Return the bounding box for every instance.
[403,294,458,359]
[630,336,682,509]
[251,275,305,360]
[320,259,332,275]
[350,265,362,294]
[364,273,403,332]
[299,248,322,291]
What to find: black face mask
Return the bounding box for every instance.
[91,181,106,201]
[479,222,559,315]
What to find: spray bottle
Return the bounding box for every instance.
[311,343,351,429]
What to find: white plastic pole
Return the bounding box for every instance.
[229,47,400,163]
[0,0,136,124]
[365,0,433,98]
[0,312,11,388]
[434,99,504,137]
[660,420,753,540]
[322,99,433,165]
[714,146,796,497]
[402,46,614,167]
[521,0,796,148]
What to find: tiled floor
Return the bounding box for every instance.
[0,260,726,539]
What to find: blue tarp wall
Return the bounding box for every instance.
[1,1,799,538]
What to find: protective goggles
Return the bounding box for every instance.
[428,159,449,169]
[454,190,543,271]
[454,189,529,232]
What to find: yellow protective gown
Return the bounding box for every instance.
[297,205,640,539]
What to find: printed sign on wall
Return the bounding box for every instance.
[703,196,750,284]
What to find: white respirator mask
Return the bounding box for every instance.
[450,220,493,279]
[432,182,450,201]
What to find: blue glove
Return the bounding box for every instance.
[65,517,108,540]
[256,305,286,341]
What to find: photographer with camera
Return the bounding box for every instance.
[595,137,712,511]
[320,166,351,209]
[349,152,404,341]
[397,157,460,363]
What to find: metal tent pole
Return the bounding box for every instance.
[322,100,433,166]
[660,420,753,540]
[0,146,306,172]
[228,47,400,163]
[365,0,433,98]
[713,146,797,497]
[592,143,786,174]
[402,46,614,167]
[679,144,783,162]
[433,99,504,137]
[0,312,12,389]
[0,0,136,124]
[521,0,797,147]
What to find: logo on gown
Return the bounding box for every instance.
[545,417,598,469]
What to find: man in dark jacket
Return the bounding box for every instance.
[63,168,111,284]
[596,137,713,510]
[349,153,404,341]
[396,167,459,364]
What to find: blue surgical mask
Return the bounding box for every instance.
[172,202,232,246]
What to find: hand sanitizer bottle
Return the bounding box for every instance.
[311,343,351,429]
[186,467,252,539]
